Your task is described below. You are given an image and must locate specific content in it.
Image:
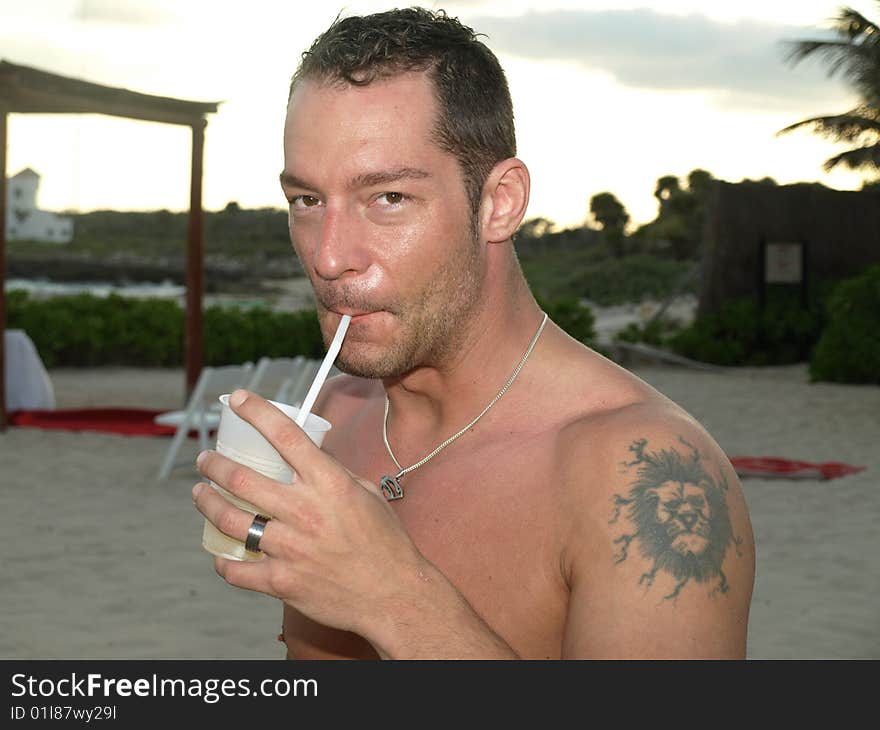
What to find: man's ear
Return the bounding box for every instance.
[479,158,531,244]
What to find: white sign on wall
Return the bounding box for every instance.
[765,242,803,284]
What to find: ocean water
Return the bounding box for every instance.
[7,278,185,300]
[5,277,315,312]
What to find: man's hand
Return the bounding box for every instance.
[191,389,426,643]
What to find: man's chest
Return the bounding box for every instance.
[319,417,570,656]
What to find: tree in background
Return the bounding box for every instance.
[516,216,556,240]
[778,3,880,178]
[633,169,715,261]
[588,191,630,258]
[654,175,681,208]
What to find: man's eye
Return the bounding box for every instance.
[376,192,406,207]
[291,195,322,209]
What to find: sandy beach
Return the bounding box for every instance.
[1,361,878,659]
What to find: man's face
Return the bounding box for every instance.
[281,72,484,379]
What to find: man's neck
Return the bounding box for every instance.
[381,287,545,453]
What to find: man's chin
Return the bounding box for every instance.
[333,356,396,380]
[332,341,399,379]
[336,338,426,380]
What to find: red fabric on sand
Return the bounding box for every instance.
[9,408,209,438]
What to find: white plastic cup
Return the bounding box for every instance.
[202,394,332,561]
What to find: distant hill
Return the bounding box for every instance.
[7,204,301,291]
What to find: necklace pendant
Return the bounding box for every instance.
[379,475,404,501]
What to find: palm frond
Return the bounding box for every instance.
[784,38,875,79]
[822,142,880,171]
[778,106,880,142]
[783,5,880,101]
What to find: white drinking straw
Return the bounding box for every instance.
[295,314,351,428]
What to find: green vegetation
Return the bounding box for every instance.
[66,203,291,258]
[619,275,839,368]
[534,295,597,349]
[6,290,324,368]
[7,204,298,288]
[666,297,825,367]
[632,169,720,261]
[809,265,880,383]
[588,191,629,258]
[614,316,684,349]
[520,246,695,307]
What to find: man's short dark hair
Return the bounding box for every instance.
[290,7,516,223]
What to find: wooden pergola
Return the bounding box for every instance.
[0,60,220,430]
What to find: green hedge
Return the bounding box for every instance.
[7,291,324,368]
[653,276,837,367]
[809,265,880,384]
[7,291,597,368]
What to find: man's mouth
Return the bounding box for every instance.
[328,308,382,322]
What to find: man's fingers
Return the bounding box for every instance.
[226,389,344,487]
[192,481,281,557]
[213,556,274,595]
[196,450,292,521]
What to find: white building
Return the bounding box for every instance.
[5,168,74,243]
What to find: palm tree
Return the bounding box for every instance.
[589,191,629,257]
[778,4,880,175]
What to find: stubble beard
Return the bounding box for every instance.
[330,235,484,380]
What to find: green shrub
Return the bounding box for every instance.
[809,265,880,384]
[668,294,824,366]
[6,292,324,368]
[7,289,606,368]
[110,296,184,366]
[614,316,684,347]
[536,295,597,348]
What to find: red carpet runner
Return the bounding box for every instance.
[8,408,207,438]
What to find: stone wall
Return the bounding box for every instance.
[698,181,880,316]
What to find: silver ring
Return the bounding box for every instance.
[245,514,270,553]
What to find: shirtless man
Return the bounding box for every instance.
[192,8,755,659]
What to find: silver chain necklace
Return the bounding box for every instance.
[379,312,549,501]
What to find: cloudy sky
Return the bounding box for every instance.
[1,0,873,228]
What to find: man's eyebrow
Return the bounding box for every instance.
[348,167,431,188]
[279,171,313,190]
[279,167,431,192]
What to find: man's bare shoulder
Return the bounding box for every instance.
[549,366,756,658]
[555,381,740,515]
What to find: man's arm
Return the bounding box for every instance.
[561,413,755,659]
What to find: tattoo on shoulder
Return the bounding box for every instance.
[608,436,744,602]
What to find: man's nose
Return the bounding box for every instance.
[313,206,371,281]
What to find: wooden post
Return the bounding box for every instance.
[0,108,8,431]
[184,118,206,401]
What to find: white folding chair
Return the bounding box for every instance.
[275,358,320,407]
[156,362,254,481]
[246,355,307,401]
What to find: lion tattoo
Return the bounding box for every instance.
[609,437,742,601]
